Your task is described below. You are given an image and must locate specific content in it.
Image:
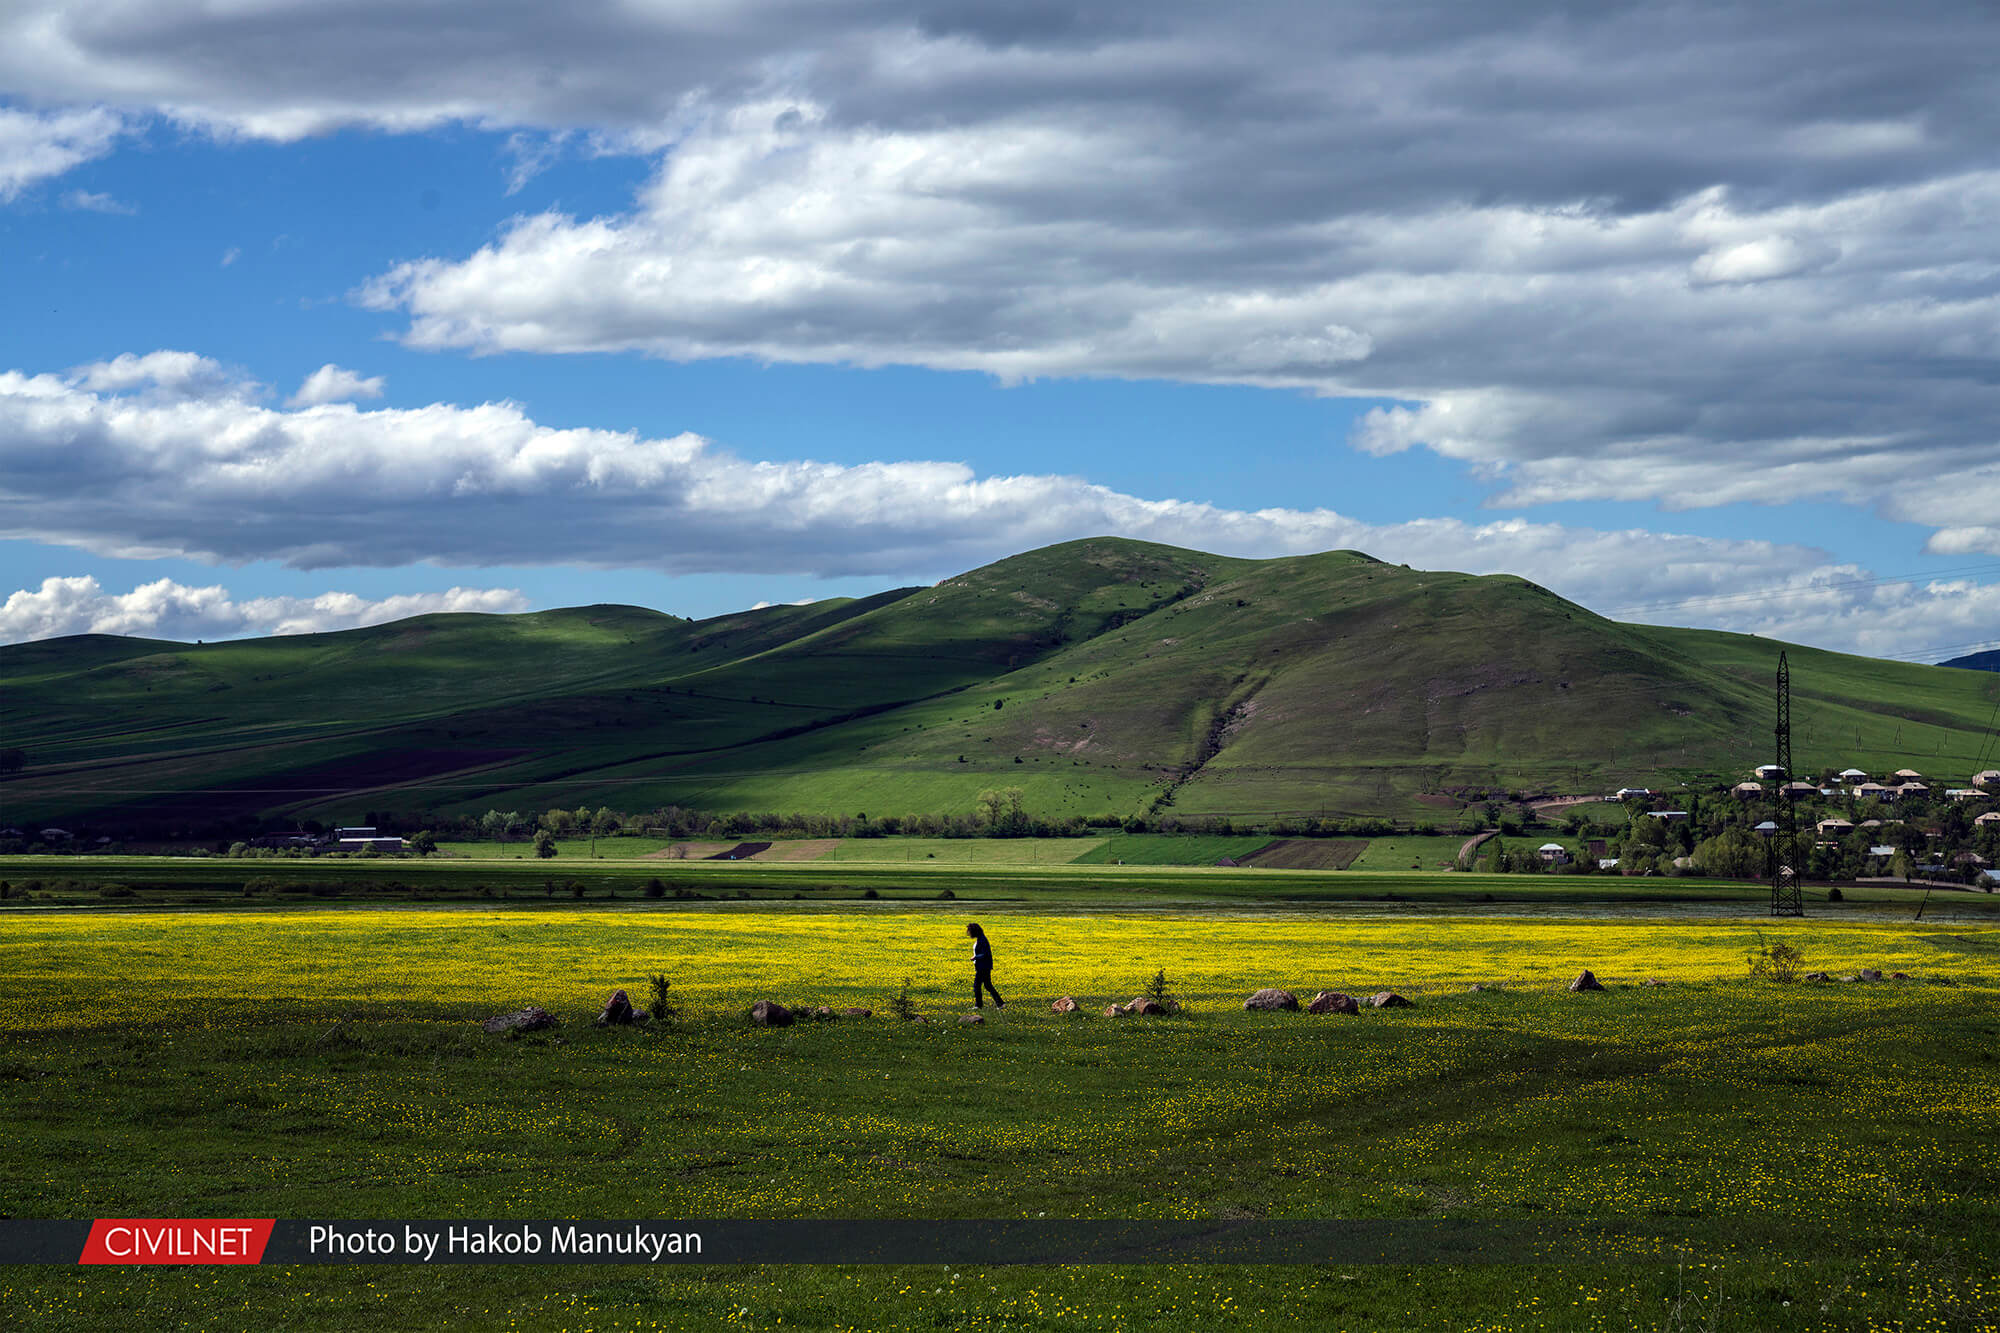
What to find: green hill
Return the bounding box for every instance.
[5,538,1998,830]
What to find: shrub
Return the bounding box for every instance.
[889,977,917,1021]
[1144,967,1186,1015]
[1826,887,1845,902]
[97,883,134,899]
[863,887,879,899]
[644,877,666,899]
[1747,933,1803,984]
[647,973,679,1025]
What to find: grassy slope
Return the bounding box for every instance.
[6,538,1999,827]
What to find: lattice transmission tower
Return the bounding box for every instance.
[1768,650,1804,917]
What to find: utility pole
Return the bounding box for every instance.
[1769,651,1804,917]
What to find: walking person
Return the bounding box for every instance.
[967,922,1004,1009]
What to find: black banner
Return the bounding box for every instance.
[1,1217,1659,1265]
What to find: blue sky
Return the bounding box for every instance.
[2,1,1997,658]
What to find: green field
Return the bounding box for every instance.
[1344,836,1476,872]
[8,538,1999,830]
[4,881,1999,1330]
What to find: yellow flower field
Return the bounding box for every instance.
[2,907,1985,1030]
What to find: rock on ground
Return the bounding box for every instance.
[1126,997,1167,1015]
[1369,991,1412,1008]
[1307,991,1359,1015]
[1569,970,1606,992]
[596,989,648,1026]
[842,1007,873,1018]
[1244,988,1299,1012]
[1051,996,1081,1014]
[482,1007,558,1035]
[960,1013,985,1025]
[1103,1004,1128,1017]
[750,999,794,1027]
[1859,968,1883,981]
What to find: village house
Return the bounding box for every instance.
[1731,781,1763,798]
[1976,811,2000,829]
[334,826,404,852]
[1537,842,1570,865]
[1754,764,1786,780]
[1838,768,1869,782]
[1854,782,1894,801]
[1974,769,2000,789]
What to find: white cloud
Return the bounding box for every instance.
[1,4,1995,532]
[0,575,529,644]
[288,363,385,407]
[3,351,1997,656]
[59,187,132,214]
[67,350,251,399]
[220,246,239,267]
[0,105,123,201]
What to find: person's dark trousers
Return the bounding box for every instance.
[974,967,1004,1008]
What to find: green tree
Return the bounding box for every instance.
[407,830,437,857]
[534,829,558,859]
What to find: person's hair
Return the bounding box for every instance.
[966,921,984,937]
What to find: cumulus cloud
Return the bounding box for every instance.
[0,575,529,644]
[4,4,1998,530]
[0,104,123,200]
[3,353,1997,656]
[288,363,385,407]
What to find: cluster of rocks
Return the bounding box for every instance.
[748,1001,876,1026]
[1043,994,1176,1017]
[1242,987,1411,1013]
[1803,968,1910,983]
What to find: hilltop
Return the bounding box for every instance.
[5,538,1998,831]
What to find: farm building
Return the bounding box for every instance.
[1975,770,2000,788]
[1731,781,1763,798]
[1537,843,1570,865]
[1977,812,2000,828]
[334,826,403,852]
[1854,782,1893,801]
[1816,818,1855,837]
[1754,764,1786,780]
[1838,768,1869,781]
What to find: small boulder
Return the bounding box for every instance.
[1838,974,1859,983]
[1858,968,1883,982]
[1803,971,1830,982]
[1568,970,1606,992]
[595,989,638,1026]
[960,1012,985,1025]
[749,999,794,1027]
[1890,971,1910,980]
[1243,988,1299,1012]
[842,1007,873,1018]
[1468,983,1489,992]
[482,1006,558,1035]
[812,1006,837,1021]
[1307,991,1359,1015]
[1369,991,1412,1008]
[1103,1004,1128,1017]
[1051,996,1081,1014]
[1641,979,1666,988]
[1127,997,1167,1016]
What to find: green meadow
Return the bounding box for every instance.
[3,883,1998,1330]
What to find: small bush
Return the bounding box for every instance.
[1144,967,1186,1015]
[1826,887,1844,902]
[1747,933,1803,984]
[890,977,917,1021]
[863,887,879,899]
[644,877,666,899]
[97,883,134,899]
[647,973,679,1025]
[937,888,955,900]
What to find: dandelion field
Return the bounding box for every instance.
[3,904,1998,1330]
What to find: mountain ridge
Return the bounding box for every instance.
[6,537,1997,829]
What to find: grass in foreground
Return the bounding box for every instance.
[3,906,1998,1329]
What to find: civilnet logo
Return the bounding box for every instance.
[79,1220,274,1264]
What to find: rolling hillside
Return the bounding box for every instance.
[5,538,1998,830]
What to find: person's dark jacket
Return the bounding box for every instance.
[972,934,993,969]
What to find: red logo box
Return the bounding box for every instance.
[80,1219,275,1264]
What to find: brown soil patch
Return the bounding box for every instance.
[1241,838,1369,870]
[751,838,839,862]
[646,841,737,860]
